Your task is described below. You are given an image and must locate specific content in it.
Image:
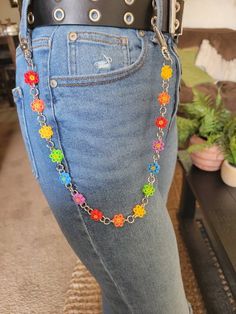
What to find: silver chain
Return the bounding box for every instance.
[19,4,173,227]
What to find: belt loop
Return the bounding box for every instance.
[19,0,31,40]
[155,0,163,31]
[151,0,172,62]
[19,0,33,67]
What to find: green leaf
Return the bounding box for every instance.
[187,142,211,153]
[177,116,199,146]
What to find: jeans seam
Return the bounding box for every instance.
[12,87,39,179]
[164,39,181,141]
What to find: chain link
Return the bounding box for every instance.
[125,215,136,224]
[56,163,65,173]
[160,106,167,115]
[46,139,55,150]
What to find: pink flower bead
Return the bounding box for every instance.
[152,139,165,152]
[73,192,86,205]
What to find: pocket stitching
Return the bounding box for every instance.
[54,31,148,87]
[68,31,130,77]
[12,87,40,179]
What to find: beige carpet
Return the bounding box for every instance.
[63,162,207,314]
[0,106,77,314]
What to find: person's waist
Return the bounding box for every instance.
[26,0,184,37]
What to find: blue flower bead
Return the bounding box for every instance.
[148,162,160,174]
[59,172,71,185]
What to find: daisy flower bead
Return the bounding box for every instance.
[148,162,160,174]
[91,209,103,221]
[49,149,64,163]
[158,92,171,105]
[73,192,86,205]
[155,116,168,129]
[152,139,165,152]
[142,183,155,197]
[112,214,125,228]
[133,204,146,218]
[161,65,173,80]
[39,125,53,139]
[24,71,39,85]
[31,99,45,112]
[59,172,71,185]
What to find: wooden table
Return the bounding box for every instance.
[178,150,236,314]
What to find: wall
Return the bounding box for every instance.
[183,0,236,30]
[0,0,20,24]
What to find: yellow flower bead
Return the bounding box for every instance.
[161,65,173,80]
[39,125,53,139]
[133,204,146,218]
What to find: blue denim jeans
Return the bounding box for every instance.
[12,1,193,313]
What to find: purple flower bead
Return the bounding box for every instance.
[73,192,86,205]
[152,139,165,152]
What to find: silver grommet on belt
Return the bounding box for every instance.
[124,0,135,5]
[27,12,35,25]
[88,9,101,22]
[124,12,134,25]
[175,1,181,13]
[53,8,65,22]
[175,19,180,30]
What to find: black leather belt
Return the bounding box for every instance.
[26,0,184,37]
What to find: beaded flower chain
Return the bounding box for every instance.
[22,53,173,228]
[20,5,173,228]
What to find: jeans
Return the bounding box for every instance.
[12,1,193,313]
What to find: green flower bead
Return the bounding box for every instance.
[49,149,64,163]
[142,183,155,197]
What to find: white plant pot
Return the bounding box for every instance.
[221,159,236,187]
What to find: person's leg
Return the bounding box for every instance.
[14,1,193,312]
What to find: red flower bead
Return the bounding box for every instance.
[158,92,171,105]
[91,209,103,221]
[155,116,168,129]
[24,71,39,85]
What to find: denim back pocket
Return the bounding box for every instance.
[12,86,39,179]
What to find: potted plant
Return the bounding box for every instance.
[177,88,231,171]
[220,117,236,187]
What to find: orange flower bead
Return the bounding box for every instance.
[31,99,45,112]
[158,92,171,105]
[112,213,125,228]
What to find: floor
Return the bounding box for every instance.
[0,103,205,314]
[0,104,77,314]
